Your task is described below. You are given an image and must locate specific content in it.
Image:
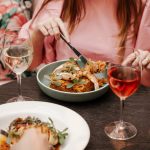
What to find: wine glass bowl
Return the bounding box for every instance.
[105,63,141,140]
[3,45,33,75]
[108,64,141,99]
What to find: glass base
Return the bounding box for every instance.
[104,121,137,140]
[7,96,33,103]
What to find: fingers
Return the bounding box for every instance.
[122,50,150,70]
[39,20,55,36]
[38,18,70,42]
[138,50,150,69]
[143,54,150,69]
[50,18,60,40]
[147,63,150,69]
[142,53,150,65]
[132,57,140,67]
[138,50,148,64]
[122,53,136,66]
[131,51,140,67]
[43,21,53,35]
[39,25,49,36]
[55,18,70,42]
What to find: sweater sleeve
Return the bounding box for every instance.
[135,0,150,87]
[19,0,63,67]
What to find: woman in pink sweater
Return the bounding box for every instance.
[20,0,150,86]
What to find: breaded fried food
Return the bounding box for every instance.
[0,134,10,150]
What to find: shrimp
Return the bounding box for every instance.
[53,62,80,74]
[82,70,99,90]
[53,63,68,74]
[85,60,106,73]
[59,72,76,80]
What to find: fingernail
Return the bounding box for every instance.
[132,63,138,67]
[147,64,150,69]
[142,60,147,66]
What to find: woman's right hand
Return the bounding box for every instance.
[37,17,70,42]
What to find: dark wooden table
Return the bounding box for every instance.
[0,77,150,150]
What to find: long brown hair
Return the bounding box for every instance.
[35,0,143,62]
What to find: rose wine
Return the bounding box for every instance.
[108,67,141,99]
[3,46,33,74]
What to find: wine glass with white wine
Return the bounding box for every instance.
[2,27,33,102]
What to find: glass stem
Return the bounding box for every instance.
[17,74,22,98]
[120,97,125,125]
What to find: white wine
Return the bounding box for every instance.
[2,27,34,102]
[3,46,33,74]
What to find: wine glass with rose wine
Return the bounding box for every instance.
[2,28,33,102]
[104,63,141,140]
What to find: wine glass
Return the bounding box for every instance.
[2,27,33,102]
[104,63,141,140]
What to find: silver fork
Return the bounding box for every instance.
[0,129,8,136]
[60,34,88,68]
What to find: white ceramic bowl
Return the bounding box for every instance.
[37,60,109,102]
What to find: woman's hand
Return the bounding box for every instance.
[10,128,49,150]
[37,17,70,42]
[122,49,150,70]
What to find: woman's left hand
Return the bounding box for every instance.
[122,49,150,70]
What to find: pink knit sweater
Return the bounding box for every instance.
[20,0,150,86]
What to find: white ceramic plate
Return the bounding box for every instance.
[0,101,90,150]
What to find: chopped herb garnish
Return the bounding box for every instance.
[54,81,62,87]
[66,79,87,89]
[73,78,79,84]
[66,83,75,89]
[79,79,87,84]
[69,57,75,62]
[58,128,68,145]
